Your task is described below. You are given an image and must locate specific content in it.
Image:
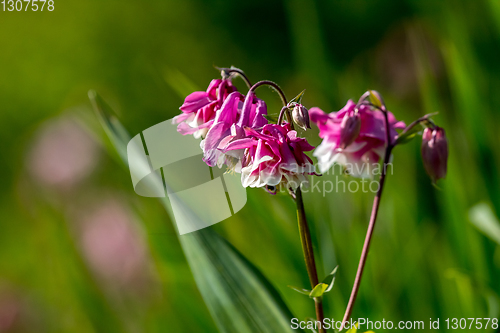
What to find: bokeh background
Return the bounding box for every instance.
[1,0,500,332]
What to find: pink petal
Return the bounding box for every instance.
[180,91,212,113]
[222,138,256,152]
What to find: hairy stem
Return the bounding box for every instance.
[296,188,325,333]
[248,80,296,128]
[341,109,393,328]
[249,80,288,109]
[277,106,289,126]
[218,67,252,89]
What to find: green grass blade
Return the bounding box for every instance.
[469,203,500,246]
[89,91,303,333]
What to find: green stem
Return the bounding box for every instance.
[296,188,325,333]
[249,80,322,328]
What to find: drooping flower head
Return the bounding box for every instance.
[310,100,405,178]
[421,126,448,184]
[172,78,237,138]
[223,123,315,191]
[201,90,267,171]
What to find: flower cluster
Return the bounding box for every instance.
[175,70,449,190]
[173,68,316,192]
[225,123,315,189]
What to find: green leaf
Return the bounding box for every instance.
[395,126,422,145]
[263,113,280,124]
[345,323,359,333]
[309,283,328,298]
[90,91,303,333]
[288,285,311,295]
[289,89,306,105]
[288,266,337,299]
[469,202,500,245]
[322,265,338,293]
[88,90,130,162]
[181,229,302,333]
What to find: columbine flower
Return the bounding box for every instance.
[421,126,448,184]
[292,104,311,131]
[310,99,405,178]
[172,78,237,139]
[222,123,315,191]
[201,91,267,171]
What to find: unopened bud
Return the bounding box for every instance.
[368,90,384,109]
[292,104,311,131]
[421,126,448,184]
[357,90,386,110]
[339,112,361,149]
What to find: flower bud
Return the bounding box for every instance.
[292,104,311,131]
[421,126,448,183]
[338,112,361,149]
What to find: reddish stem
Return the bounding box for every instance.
[341,108,393,329]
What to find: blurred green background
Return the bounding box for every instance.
[1,0,500,332]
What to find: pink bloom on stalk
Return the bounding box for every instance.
[79,199,151,287]
[172,79,237,139]
[27,117,100,191]
[310,100,405,178]
[201,91,267,171]
[223,123,315,190]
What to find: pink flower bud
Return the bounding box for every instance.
[339,112,361,149]
[421,127,448,183]
[292,104,311,131]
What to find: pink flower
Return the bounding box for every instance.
[310,100,405,178]
[223,123,315,190]
[78,199,151,287]
[27,117,100,191]
[201,91,267,171]
[172,79,237,139]
[421,126,448,184]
